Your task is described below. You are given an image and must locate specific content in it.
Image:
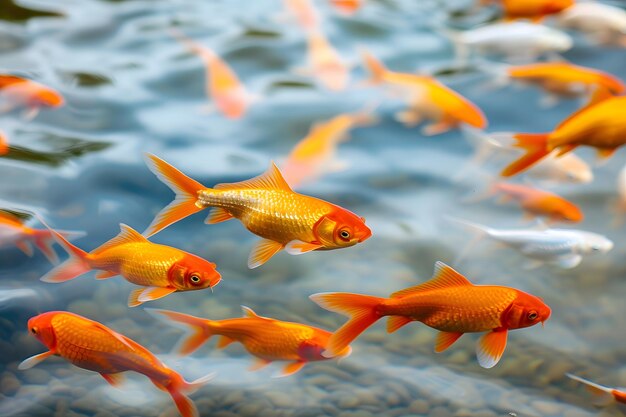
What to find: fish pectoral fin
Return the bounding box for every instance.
[22,106,40,121]
[476,329,508,369]
[386,316,412,333]
[15,240,34,257]
[434,331,464,353]
[128,287,176,307]
[204,207,234,224]
[249,358,272,372]
[248,239,284,269]
[555,254,582,269]
[284,240,323,255]
[276,361,306,378]
[216,336,235,349]
[18,350,55,370]
[95,270,118,280]
[101,373,125,387]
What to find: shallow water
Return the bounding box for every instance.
[1,1,626,417]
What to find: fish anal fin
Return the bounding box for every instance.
[276,361,306,378]
[284,240,323,255]
[16,240,34,257]
[597,148,616,159]
[92,224,147,255]
[434,331,464,353]
[249,358,271,371]
[391,261,472,298]
[101,373,125,387]
[216,336,235,349]
[386,316,412,333]
[215,162,292,192]
[95,270,118,280]
[476,329,508,369]
[555,144,578,157]
[247,239,284,269]
[204,207,234,224]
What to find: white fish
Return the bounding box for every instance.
[449,217,613,269]
[450,22,573,62]
[459,127,593,184]
[557,3,626,46]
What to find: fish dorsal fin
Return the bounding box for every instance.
[557,87,614,130]
[241,305,270,320]
[92,224,148,255]
[215,162,293,192]
[391,261,472,298]
[0,210,25,225]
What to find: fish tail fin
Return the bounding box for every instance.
[162,368,214,417]
[32,229,86,265]
[37,221,91,283]
[309,292,384,357]
[501,133,551,177]
[143,154,207,237]
[146,309,217,355]
[360,49,387,84]
[445,216,492,267]
[455,127,503,182]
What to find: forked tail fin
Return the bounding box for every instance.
[309,292,384,357]
[146,309,217,355]
[32,229,86,265]
[37,222,91,283]
[164,371,215,417]
[144,154,207,237]
[501,133,551,177]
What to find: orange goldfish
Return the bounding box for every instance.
[507,62,625,100]
[281,109,377,188]
[500,0,574,22]
[144,154,371,268]
[172,30,252,119]
[0,211,83,264]
[151,306,352,377]
[41,223,220,307]
[305,30,350,91]
[566,374,626,405]
[330,0,363,15]
[310,262,551,368]
[0,74,64,119]
[502,91,626,177]
[0,130,8,155]
[488,182,583,223]
[19,311,212,417]
[283,0,319,30]
[361,51,487,135]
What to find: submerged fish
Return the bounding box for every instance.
[305,30,350,91]
[566,374,626,405]
[557,3,626,46]
[19,311,212,417]
[330,0,363,15]
[361,51,486,135]
[487,182,583,223]
[498,0,574,22]
[310,261,551,368]
[0,212,83,264]
[0,74,64,119]
[151,306,352,377]
[281,109,377,188]
[172,30,253,119]
[502,91,626,177]
[449,217,613,269]
[0,130,7,155]
[41,223,221,307]
[283,0,319,30]
[144,154,371,268]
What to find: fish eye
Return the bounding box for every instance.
[30,327,37,335]
[339,230,351,240]
[591,246,600,251]
[190,274,201,284]
[527,311,538,321]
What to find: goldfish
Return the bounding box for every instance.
[310,261,551,368]
[0,211,83,264]
[449,22,572,62]
[502,91,626,177]
[19,311,212,417]
[283,0,319,30]
[304,30,350,91]
[0,74,64,119]
[144,154,371,268]
[171,30,252,119]
[361,51,486,135]
[566,374,626,405]
[460,128,593,184]
[448,217,613,269]
[40,223,220,307]
[557,3,626,46]
[486,182,583,223]
[506,62,625,104]
[330,0,363,15]
[281,109,377,188]
[499,0,574,22]
[150,306,352,377]
[0,130,7,155]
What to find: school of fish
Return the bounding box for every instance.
[2,0,626,416]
